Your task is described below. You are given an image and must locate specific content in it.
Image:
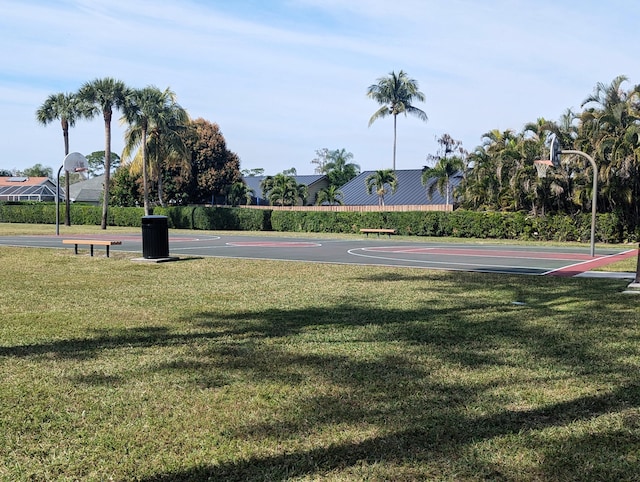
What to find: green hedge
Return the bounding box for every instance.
[0,203,635,242]
[153,206,269,231]
[270,209,632,243]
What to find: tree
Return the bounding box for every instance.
[228,181,254,206]
[424,134,466,207]
[121,86,189,215]
[36,92,89,226]
[261,173,307,206]
[86,151,121,178]
[367,70,428,170]
[320,148,360,187]
[22,164,53,178]
[78,78,128,229]
[109,164,142,207]
[316,185,344,205]
[241,168,264,177]
[365,169,398,206]
[182,118,242,204]
[421,156,464,205]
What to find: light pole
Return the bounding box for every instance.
[56,152,88,236]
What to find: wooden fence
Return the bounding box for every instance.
[238,204,453,212]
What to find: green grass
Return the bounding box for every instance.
[1,224,639,481]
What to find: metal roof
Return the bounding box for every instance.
[339,169,462,206]
[243,175,327,205]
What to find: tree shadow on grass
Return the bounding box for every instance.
[2,274,637,480]
[137,383,640,481]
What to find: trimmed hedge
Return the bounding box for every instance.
[270,209,632,243]
[0,203,635,242]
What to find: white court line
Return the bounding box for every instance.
[348,248,548,274]
[360,245,600,262]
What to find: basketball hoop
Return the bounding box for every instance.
[534,160,553,178]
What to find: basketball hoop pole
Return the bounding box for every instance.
[561,150,598,257]
[56,153,88,236]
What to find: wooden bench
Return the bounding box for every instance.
[62,239,122,257]
[360,228,397,238]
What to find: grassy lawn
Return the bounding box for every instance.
[1,224,639,480]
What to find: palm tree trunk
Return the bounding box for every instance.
[101,111,112,230]
[393,114,397,171]
[142,127,150,216]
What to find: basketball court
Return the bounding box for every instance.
[0,232,636,278]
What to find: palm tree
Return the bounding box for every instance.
[367,70,428,170]
[365,169,398,206]
[36,92,89,226]
[316,185,344,205]
[322,148,360,187]
[121,86,189,215]
[579,75,639,220]
[228,181,254,206]
[261,173,308,206]
[78,78,128,229]
[421,157,464,206]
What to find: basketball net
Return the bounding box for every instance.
[533,160,553,178]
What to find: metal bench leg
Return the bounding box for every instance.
[74,244,78,255]
[106,246,110,258]
[90,245,94,257]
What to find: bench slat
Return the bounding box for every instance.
[62,240,122,246]
[360,228,396,237]
[62,239,122,257]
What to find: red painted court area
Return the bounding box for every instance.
[365,246,595,261]
[359,245,637,276]
[226,241,321,248]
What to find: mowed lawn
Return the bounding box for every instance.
[1,228,639,480]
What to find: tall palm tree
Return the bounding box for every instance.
[36,92,89,226]
[367,70,428,170]
[365,169,398,207]
[421,157,464,206]
[78,78,128,229]
[121,86,189,215]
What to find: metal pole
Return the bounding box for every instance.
[635,243,640,284]
[561,150,597,257]
[56,164,63,236]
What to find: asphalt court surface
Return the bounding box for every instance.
[1,231,636,278]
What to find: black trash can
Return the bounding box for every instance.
[141,215,169,259]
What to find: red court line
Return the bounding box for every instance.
[226,241,320,248]
[46,234,202,242]
[546,249,637,277]
[365,246,594,261]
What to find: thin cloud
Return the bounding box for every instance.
[1,0,639,174]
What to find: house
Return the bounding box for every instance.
[243,174,329,206]
[338,169,462,208]
[0,176,60,202]
[68,174,104,205]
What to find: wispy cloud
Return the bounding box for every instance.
[1,0,639,173]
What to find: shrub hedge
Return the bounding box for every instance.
[0,203,635,243]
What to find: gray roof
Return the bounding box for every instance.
[339,169,462,206]
[243,174,327,204]
[69,175,104,203]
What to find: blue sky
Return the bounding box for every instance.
[1,0,639,175]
